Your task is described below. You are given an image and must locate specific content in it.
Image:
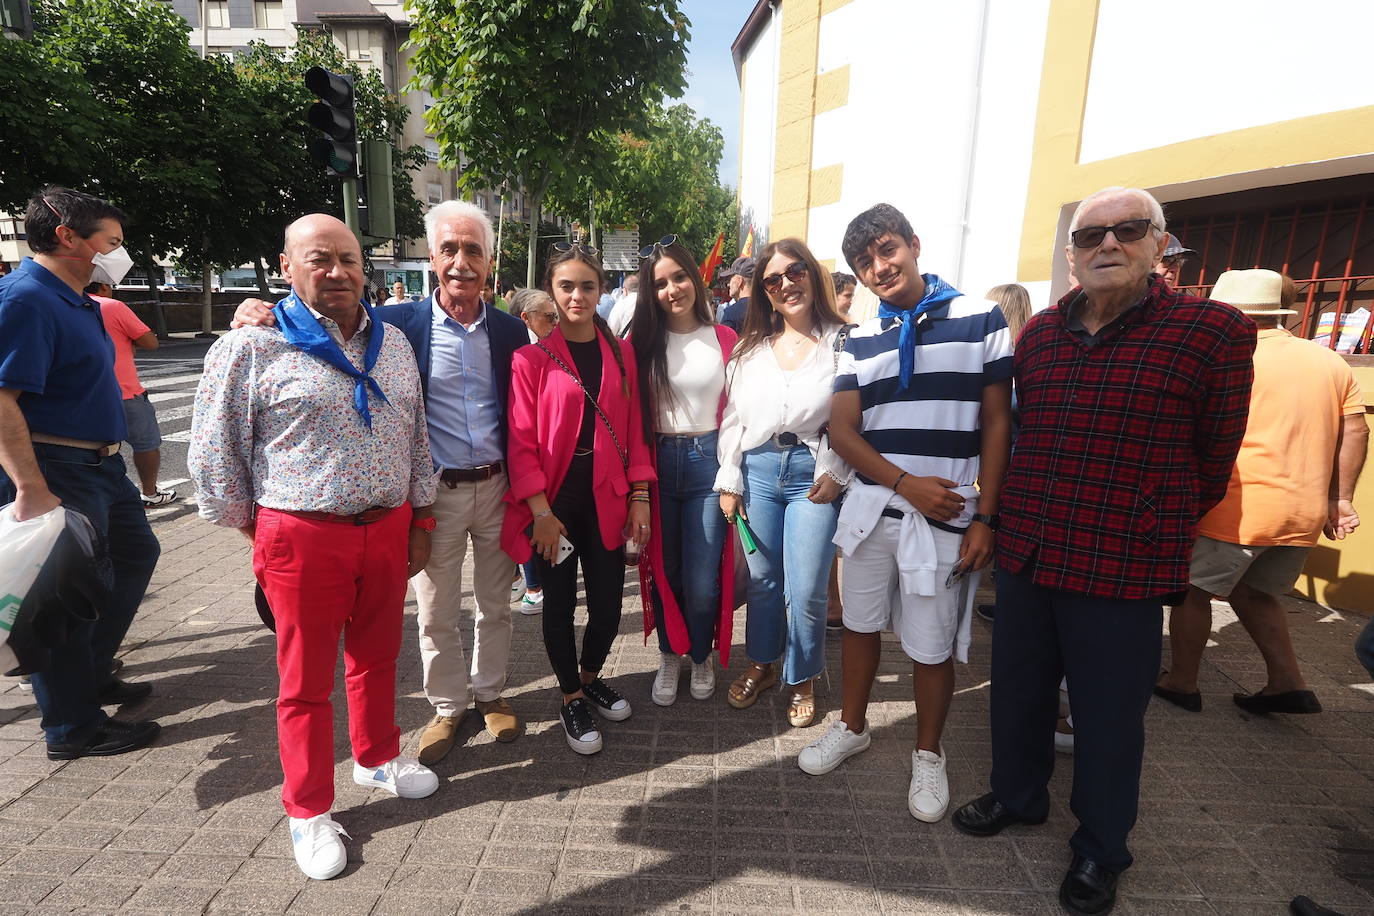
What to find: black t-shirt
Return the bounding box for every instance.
[566,337,602,452]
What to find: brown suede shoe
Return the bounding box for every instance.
[417,711,465,765]
[475,697,519,742]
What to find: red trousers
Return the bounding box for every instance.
[253,504,411,818]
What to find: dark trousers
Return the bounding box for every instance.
[1356,615,1374,679]
[534,454,625,696]
[1,447,160,743]
[989,566,1162,871]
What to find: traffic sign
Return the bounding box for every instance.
[601,229,640,271]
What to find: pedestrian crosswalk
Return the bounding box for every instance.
[128,349,208,519]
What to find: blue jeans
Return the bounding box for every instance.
[652,432,726,663]
[0,446,160,743]
[1357,615,1374,679]
[740,443,837,684]
[521,561,539,590]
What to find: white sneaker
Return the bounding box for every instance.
[352,756,439,799]
[519,591,544,615]
[689,660,715,700]
[288,814,349,880]
[908,746,949,822]
[652,653,682,706]
[798,720,870,775]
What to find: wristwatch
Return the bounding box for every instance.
[971,512,1000,531]
[411,516,437,532]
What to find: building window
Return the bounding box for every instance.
[424,139,439,163]
[253,0,283,29]
[341,27,371,61]
[204,0,228,28]
[208,47,235,60]
[427,183,442,205]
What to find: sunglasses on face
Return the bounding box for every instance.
[638,234,678,260]
[761,261,809,293]
[551,241,599,256]
[1069,218,1155,249]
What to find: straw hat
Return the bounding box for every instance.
[1210,268,1297,316]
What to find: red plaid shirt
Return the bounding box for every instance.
[997,278,1256,599]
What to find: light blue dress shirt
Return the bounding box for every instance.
[426,301,504,469]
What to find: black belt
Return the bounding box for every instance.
[440,461,504,486]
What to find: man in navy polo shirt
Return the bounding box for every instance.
[0,187,161,760]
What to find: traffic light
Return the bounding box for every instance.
[360,140,396,241]
[304,66,356,178]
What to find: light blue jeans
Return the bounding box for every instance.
[653,432,727,663]
[740,442,838,684]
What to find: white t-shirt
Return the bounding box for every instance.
[713,323,852,493]
[656,325,726,435]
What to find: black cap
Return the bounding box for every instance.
[719,256,756,279]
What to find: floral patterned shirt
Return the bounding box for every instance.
[189,320,437,528]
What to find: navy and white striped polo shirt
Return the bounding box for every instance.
[834,295,1013,493]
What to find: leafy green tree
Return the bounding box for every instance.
[407,0,690,284]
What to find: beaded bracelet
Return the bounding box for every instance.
[533,508,552,519]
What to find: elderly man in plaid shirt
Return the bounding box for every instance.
[952,187,1256,916]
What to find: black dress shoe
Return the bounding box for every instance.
[1290,895,1344,916]
[98,678,153,704]
[1233,689,1322,715]
[1152,682,1202,712]
[47,719,161,760]
[1059,854,1118,915]
[951,792,1046,837]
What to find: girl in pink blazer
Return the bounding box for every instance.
[502,244,654,755]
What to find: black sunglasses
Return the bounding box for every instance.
[551,240,599,256]
[761,261,808,293]
[638,234,678,260]
[1069,218,1155,249]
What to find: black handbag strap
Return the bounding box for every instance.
[536,341,629,471]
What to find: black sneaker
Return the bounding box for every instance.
[98,677,152,705]
[559,698,602,755]
[47,719,161,760]
[976,604,995,623]
[581,678,632,721]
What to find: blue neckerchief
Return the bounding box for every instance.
[877,273,962,389]
[276,290,389,429]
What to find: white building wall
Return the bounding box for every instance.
[737,6,780,245]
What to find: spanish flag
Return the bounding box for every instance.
[740,225,755,258]
[700,231,726,284]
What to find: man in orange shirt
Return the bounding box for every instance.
[86,282,176,506]
[1155,269,1369,715]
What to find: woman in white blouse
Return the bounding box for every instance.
[716,238,850,728]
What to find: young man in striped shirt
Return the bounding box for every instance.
[798,203,1013,825]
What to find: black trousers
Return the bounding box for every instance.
[989,565,1163,871]
[534,454,626,696]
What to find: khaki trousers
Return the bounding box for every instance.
[413,474,516,716]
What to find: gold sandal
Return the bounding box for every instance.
[727,664,777,709]
[787,685,817,728]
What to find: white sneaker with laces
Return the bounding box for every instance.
[352,756,439,799]
[797,719,870,775]
[288,813,349,880]
[652,653,682,706]
[908,746,949,822]
[140,488,177,507]
[689,660,715,700]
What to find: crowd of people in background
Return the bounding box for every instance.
[2,181,1370,916]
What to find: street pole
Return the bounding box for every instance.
[495,191,505,292]
[342,176,360,239]
[196,3,214,338]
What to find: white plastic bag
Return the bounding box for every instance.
[0,504,68,648]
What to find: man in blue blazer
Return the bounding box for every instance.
[233,201,531,764]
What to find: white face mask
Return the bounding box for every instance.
[90,246,133,287]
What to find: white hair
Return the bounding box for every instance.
[424,199,495,257]
[510,287,551,315]
[1069,186,1166,235]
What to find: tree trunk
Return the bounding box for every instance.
[254,257,271,297]
[146,255,167,339]
[526,194,542,288]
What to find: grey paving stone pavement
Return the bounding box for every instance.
[1,510,1372,914]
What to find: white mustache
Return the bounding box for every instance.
[446,271,478,281]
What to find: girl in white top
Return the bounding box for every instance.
[630,238,738,707]
[716,238,851,728]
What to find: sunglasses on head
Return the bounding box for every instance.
[638,234,678,260]
[551,240,599,256]
[761,261,808,293]
[1069,218,1155,249]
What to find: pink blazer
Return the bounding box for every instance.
[501,328,655,562]
[639,324,739,665]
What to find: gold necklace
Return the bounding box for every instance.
[778,329,818,358]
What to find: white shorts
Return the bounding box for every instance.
[840,520,977,664]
